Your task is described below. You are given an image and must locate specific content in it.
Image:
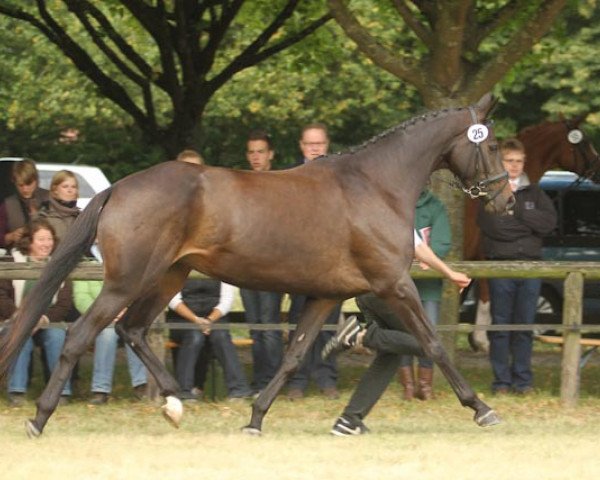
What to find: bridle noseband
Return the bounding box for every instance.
[459,107,508,201]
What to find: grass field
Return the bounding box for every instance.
[1,345,600,480]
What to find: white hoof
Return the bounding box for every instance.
[25,420,41,438]
[241,426,262,436]
[161,396,183,428]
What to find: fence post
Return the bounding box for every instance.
[560,272,584,407]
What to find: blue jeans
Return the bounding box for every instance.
[488,278,541,392]
[240,289,283,391]
[209,326,253,398]
[92,326,147,394]
[171,322,253,398]
[399,300,438,368]
[170,328,204,393]
[8,328,71,396]
[287,295,340,391]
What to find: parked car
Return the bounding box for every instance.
[461,170,600,325]
[537,171,600,323]
[0,157,111,208]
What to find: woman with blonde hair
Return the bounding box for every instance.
[36,170,80,245]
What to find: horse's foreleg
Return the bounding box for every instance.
[27,299,127,437]
[242,298,339,435]
[381,282,500,427]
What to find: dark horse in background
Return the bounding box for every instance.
[465,115,600,352]
[0,94,513,437]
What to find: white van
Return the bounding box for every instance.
[0,157,111,209]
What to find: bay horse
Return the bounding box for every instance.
[465,116,600,351]
[0,94,513,437]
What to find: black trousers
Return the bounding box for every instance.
[342,293,424,422]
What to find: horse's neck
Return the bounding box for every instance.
[519,124,562,183]
[348,116,459,197]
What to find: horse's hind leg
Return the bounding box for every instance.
[27,294,130,437]
[380,279,500,427]
[114,265,190,427]
[243,298,339,435]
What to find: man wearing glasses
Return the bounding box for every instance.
[286,123,343,400]
[477,138,556,396]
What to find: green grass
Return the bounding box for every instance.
[1,346,600,479]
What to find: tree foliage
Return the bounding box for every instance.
[0,0,330,157]
[0,0,598,181]
[495,1,600,143]
[328,0,570,108]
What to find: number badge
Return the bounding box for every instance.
[467,124,489,144]
[568,129,583,144]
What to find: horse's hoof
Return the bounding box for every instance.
[161,395,183,428]
[24,419,41,438]
[241,425,262,436]
[475,409,501,427]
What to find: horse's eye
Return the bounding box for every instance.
[489,144,499,152]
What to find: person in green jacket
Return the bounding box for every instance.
[74,272,147,405]
[398,188,452,401]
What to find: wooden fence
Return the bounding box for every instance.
[2,260,600,406]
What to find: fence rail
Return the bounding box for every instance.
[2,260,599,406]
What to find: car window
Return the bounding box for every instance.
[562,191,600,235]
[38,171,96,198]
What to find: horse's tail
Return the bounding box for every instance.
[0,187,113,381]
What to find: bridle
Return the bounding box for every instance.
[457,107,508,201]
[563,119,600,183]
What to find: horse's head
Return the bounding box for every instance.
[560,114,600,183]
[446,93,514,213]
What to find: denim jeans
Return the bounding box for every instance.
[91,326,147,394]
[399,299,438,368]
[170,328,204,393]
[488,277,541,392]
[8,328,71,396]
[171,323,253,398]
[209,326,253,398]
[240,289,283,391]
[287,295,340,391]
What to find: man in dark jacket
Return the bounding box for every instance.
[477,138,557,395]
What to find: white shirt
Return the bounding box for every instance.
[414,229,423,247]
[168,282,236,316]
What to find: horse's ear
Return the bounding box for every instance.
[474,93,496,117]
[572,113,588,126]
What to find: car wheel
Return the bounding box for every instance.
[535,285,562,333]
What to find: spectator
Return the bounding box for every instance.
[240,130,284,392]
[2,159,49,251]
[478,138,556,395]
[35,169,82,385]
[323,231,471,436]
[398,188,451,401]
[36,170,80,246]
[286,123,342,400]
[168,278,254,401]
[176,149,204,164]
[73,250,148,405]
[0,219,74,407]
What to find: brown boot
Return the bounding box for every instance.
[415,367,434,401]
[398,366,415,401]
